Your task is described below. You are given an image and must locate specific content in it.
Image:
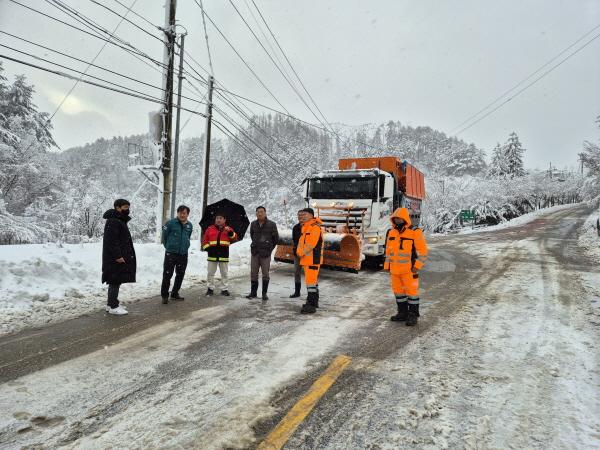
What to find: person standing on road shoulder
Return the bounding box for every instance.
[384,207,428,326]
[202,213,237,296]
[289,209,305,298]
[296,208,324,314]
[160,205,193,304]
[246,206,279,301]
[101,199,136,315]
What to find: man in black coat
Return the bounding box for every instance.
[289,209,305,298]
[246,206,279,300]
[102,198,136,315]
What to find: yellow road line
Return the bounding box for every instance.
[257,354,352,450]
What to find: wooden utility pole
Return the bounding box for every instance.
[160,0,177,226]
[201,75,214,214]
[170,32,186,219]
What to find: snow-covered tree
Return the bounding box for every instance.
[488,143,507,176]
[580,115,600,203]
[503,132,526,177]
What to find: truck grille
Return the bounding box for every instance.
[316,207,370,232]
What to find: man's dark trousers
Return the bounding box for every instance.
[161,252,188,297]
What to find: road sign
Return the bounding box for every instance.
[460,210,475,221]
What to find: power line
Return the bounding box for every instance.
[249,0,334,132]
[242,0,293,83]
[214,106,295,176]
[0,31,160,93]
[214,95,317,183]
[214,88,311,174]
[450,22,600,135]
[47,0,139,122]
[1,54,207,117]
[212,118,299,191]
[193,3,292,116]
[195,0,214,76]
[12,0,208,105]
[7,0,166,71]
[0,42,206,106]
[212,84,365,147]
[453,30,600,136]
[110,0,158,30]
[227,0,333,135]
[46,0,166,68]
[89,0,163,44]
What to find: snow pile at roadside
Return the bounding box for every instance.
[456,203,578,235]
[578,208,600,261]
[0,239,252,335]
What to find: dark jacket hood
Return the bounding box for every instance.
[103,209,130,222]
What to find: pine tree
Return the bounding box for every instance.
[489,142,507,176]
[503,132,526,177]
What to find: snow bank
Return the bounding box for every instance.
[0,239,252,335]
[578,208,600,262]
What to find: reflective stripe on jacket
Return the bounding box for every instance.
[202,224,238,262]
[384,208,428,275]
[296,217,324,266]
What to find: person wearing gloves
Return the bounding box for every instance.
[201,213,237,296]
[384,207,429,326]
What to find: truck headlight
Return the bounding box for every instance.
[367,237,378,244]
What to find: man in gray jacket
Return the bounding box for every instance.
[246,206,279,300]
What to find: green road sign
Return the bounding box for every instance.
[460,210,475,220]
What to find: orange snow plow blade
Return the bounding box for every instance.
[274,231,362,273]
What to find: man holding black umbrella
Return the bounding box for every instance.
[201,213,238,296]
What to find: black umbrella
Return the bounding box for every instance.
[199,198,250,242]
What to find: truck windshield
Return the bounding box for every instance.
[308,177,377,199]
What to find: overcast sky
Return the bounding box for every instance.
[1,0,599,170]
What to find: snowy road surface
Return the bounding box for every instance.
[0,204,599,449]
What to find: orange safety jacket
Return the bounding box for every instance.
[202,224,238,262]
[296,217,324,266]
[384,208,428,275]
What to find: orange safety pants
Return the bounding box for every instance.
[390,272,419,299]
[303,265,320,293]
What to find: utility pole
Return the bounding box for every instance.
[159,0,177,229]
[201,75,214,214]
[578,153,585,176]
[170,32,186,219]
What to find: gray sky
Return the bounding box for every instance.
[1,0,599,170]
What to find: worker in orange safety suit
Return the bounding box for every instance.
[384,207,428,326]
[296,207,324,314]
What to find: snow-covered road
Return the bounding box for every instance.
[0,204,598,449]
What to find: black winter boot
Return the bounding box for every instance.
[314,290,319,308]
[170,293,184,301]
[406,303,419,326]
[206,288,214,296]
[262,279,270,300]
[246,281,258,299]
[289,282,301,298]
[390,301,408,322]
[300,292,317,314]
[161,295,169,304]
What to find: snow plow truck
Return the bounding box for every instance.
[274,157,425,272]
